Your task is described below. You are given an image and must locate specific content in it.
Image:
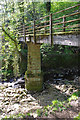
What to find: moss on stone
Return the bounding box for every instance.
[25,77,43,91]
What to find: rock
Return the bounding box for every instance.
[30,113,38,118]
[19,93,25,99]
[7,108,12,113]
[0,97,4,100]
[61,85,66,91]
[13,104,20,109]
[4,89,11,93]
[20,99,28,103]
[26,97,34,102]
[0,109,3,113]
[14,77,25,88]
[70,100,78,107]
[14,94,20,98]
[3,98,10,102]
[16,89,24,94]
[4,101,10,105]
[29,102,38,105]
[7,83,15,87]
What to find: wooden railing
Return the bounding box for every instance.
[17,4,80,44]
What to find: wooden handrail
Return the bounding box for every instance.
[25,28,33,31]
[16,4,80,42]
[52,4,80,15]
[25,25,33,29]
[53,12,80,21]
[36,24,49,30]
[35,20,49,26]
[53,24,80,30]
[53,18,80,26]
[39,15,49,20]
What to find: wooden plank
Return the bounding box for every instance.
[25,25,32,29]
[36,24,49,30]
[66,29,80,31]
[53,24,80,30]
[26,31,33,34]
[53,18,80,26]
[53,12,80,21]
[65,11,80,18]
[36,28,49,32]
[35,20,49,26]
[52,4,80,15]
[25,28,33,31]
[39,15,49,20]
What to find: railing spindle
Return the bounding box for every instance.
[63,15,66,32]
[33,20,36,43]
[23,24,26,42]
[50,13,53,46]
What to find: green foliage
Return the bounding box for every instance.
[45,111,48,116]
[27,113,31,116]
[52,107,58,111]
[52,100,67,112]
[52,100,59,106]
[2,113,26,119]
[74,113,80,120]
[36,109,42,117]
[68,91,80,102]
[1,31,21,81]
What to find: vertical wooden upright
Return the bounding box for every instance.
[63,15,66,32]
[33,20,36,43]
[50,13,53,46]
[23,24,26,42]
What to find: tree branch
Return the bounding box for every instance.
[2,27,22,57]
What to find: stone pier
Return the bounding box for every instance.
[25,42,43,91]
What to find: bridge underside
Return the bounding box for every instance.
[20,32,80,47]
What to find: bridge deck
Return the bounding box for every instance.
[20,31,80,47]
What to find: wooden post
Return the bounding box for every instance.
[23,24,26,42]
[33,20,36,43]
[29,35,31,42]
[63,15,66,32]
[50,13,53,46]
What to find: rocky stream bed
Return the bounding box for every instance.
[0,68,80,119]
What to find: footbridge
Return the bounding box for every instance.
[18,4,80,47]
[3,4,80,91]
[17,4,80,91]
